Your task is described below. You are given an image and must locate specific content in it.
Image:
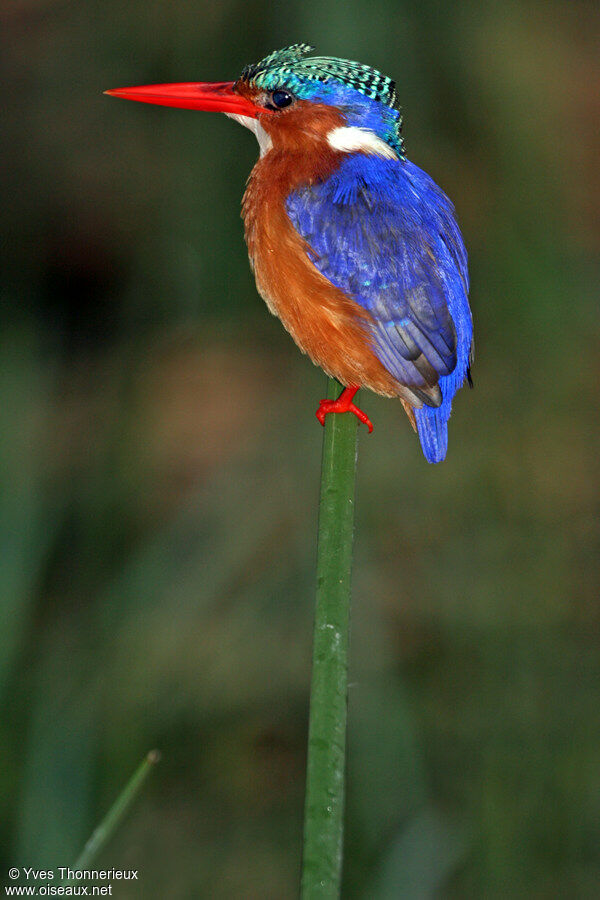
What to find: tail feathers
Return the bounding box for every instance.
[415,407,448,464]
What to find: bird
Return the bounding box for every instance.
[106,43,473,463]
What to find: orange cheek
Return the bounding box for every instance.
[257,101,347,153]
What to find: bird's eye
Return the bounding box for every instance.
[266,89,293,110]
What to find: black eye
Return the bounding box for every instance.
[266,89,293,110]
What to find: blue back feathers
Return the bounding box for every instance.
[286,156,472,463]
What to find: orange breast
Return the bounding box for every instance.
[242,142,406,399]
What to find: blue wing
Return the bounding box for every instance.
[286,155,473,462]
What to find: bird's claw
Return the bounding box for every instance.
[315,396,374,433]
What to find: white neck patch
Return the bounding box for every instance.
[226,114,273,157]
[326,126,398,160]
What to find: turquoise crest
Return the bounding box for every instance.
[239,44,404,156]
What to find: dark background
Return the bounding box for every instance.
[1,0,599,896]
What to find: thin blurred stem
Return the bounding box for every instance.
[68,750,160,875]
[301,377,359,899]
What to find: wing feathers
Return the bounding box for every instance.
[285,154,472,437]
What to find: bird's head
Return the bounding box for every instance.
[106,43,404,160]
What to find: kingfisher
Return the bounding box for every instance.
[106,43,473,462]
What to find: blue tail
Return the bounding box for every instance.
[414,338,472,464]
[415,407,448,464]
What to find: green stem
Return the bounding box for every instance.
[68,750,160,876]
[301,377,359,899]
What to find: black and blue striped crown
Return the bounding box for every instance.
[240,44,403,154]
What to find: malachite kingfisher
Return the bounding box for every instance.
[106,43,473,463]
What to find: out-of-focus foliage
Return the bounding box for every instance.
[1,0,598,896]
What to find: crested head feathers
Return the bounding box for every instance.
[239,44,404,156]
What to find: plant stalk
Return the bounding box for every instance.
[301,377,359,898]
[68,750,160,876]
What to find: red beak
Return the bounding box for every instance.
[104,81,263,118]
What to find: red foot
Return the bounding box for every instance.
[315,385,373,433]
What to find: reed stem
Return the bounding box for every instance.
[301,377,359,899]
[69,750,160,876]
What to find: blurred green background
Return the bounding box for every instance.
[1,0,598,896]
